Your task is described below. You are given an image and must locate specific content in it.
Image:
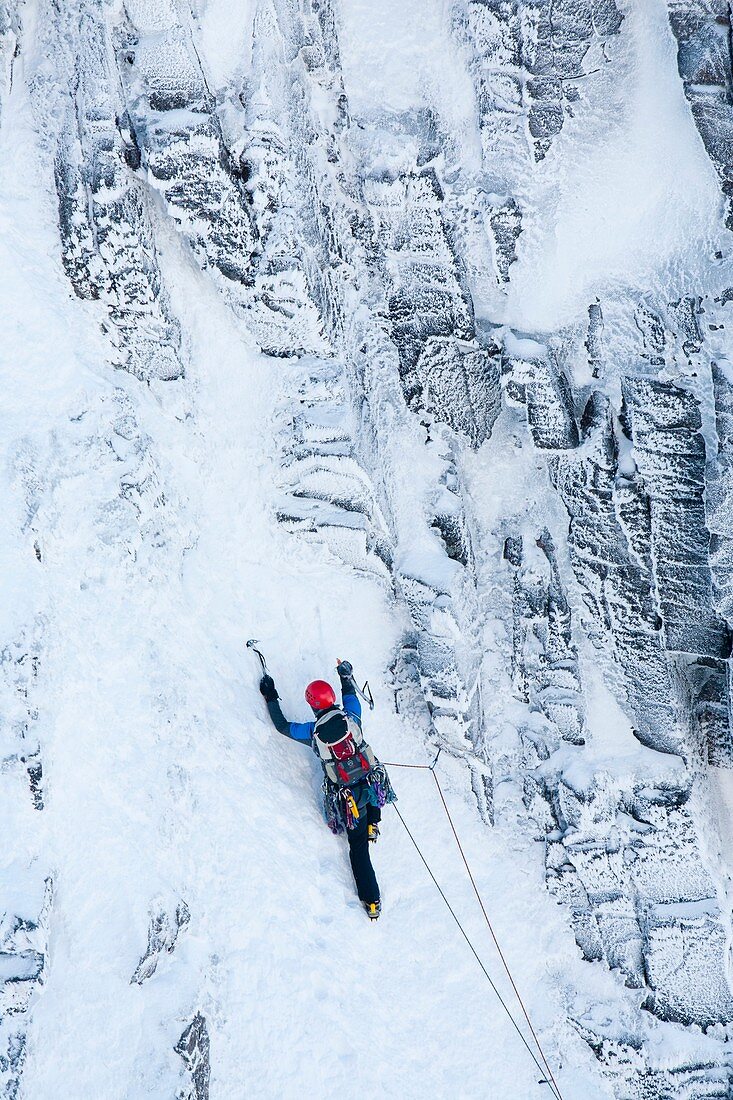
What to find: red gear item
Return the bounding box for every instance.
[330,734,356,761]
[304,679,336,711]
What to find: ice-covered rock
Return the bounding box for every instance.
[452,0,624,168]
[0,880,52,1099]
[131,901,190,985]
[667,1,733,228]
[38,4,184,381]
[621,377,730,660]
[175,1013,210,1100]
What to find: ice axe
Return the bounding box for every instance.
[248,642,375,709]
[337,657,375,711]
[356,680,375,710]
[246,639,270,674]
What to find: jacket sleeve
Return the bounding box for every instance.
[265,700,314,743]
[342,689,362,724]
[288,719,316,743]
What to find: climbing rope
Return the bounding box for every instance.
[385,759,564,1100]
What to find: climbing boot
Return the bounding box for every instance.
[364,900,381,921]
[368,823,380,844]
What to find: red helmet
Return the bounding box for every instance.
[305,679,336,711]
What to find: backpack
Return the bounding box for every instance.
[312,708,376,788]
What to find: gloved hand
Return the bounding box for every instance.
[336,659,353,679]
[259,675,279,702]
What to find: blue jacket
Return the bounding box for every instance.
[265,685,362,745]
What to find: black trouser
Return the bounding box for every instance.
[347,801,381,904]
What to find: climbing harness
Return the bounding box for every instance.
[384,755,564,1100]
[322,761,396,834]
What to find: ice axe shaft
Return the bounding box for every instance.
[337,658,375,710]
[355,679,375,711]
[248,642,374,707]
[246,639,269,674]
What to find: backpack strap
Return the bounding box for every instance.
[313,709,364,747]
[344,713,364,748]
[312,708,345,762]
[313,708,371,785]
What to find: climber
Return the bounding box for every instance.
[259,659,395,920]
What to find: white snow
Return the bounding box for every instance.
[503,331,550,360]
[195,0,255,89]
[335,0,480,163]
[505,0,725,333]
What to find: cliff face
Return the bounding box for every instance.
[4,1,733,1096]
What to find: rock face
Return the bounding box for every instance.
[6,0,733,1096]
[175,1014,210,1100]
[453,0,624,165]
[0,880,51,1099]
[44,5,184,381]
[504,341,580,449]
[668,1,733,228]
[621,377,730,660]
[504,530,586,747]
[131,901,190,986]
[0,4,19,125]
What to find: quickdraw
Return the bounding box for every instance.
[343,788,360,828]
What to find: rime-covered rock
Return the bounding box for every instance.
[503,340,580,449]
[131,901,190,985]
[175,1013,210,1100]
[643,899,733,1026]
[274,359,393,577]
[118,21,255,281]
[0,3,19,128]
[667,1,733,228]
[487,196,522,283]
[117,0,329,357]
[0,880,52,1099]
[622,377,730,660]
[708,361,733,625]
[453,0,623,164]
[396,572,474,744]
[364,170,475,402]
[39,5,184,381]
[0,638,43,811]
[540,757,733,1036]
[551,391,684,753]
[685,658,733,766]
[414,338,501,449]
[504,531,585,745]
[574,1014,733,1098]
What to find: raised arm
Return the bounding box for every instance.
[337,660,361,723]
[259,676,314,743]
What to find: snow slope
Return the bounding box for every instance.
[2,18,592,1098]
